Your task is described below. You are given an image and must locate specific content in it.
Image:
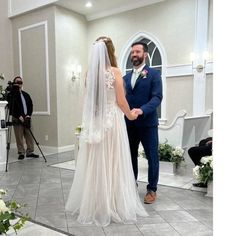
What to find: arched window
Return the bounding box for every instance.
[125,37,162,118]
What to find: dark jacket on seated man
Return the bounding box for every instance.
[188,137,212,166]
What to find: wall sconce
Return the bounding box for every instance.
[71,65,82,81]
[190,51,209,73]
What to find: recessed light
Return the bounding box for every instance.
[85,2,93,8]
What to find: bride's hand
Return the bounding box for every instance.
[127,110,138,120]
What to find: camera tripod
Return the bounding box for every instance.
[5,83,47,172]
[5,113,47,172]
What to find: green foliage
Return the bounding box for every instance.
[159,143,173,162]
[193,156,213,184]
[0,190,30,235]
[198,162,213,184]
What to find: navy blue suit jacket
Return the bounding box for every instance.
[123,65,163,127]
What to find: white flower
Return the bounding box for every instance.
[172,146,184,157]
[193,166,201,180]
[0,199,9,213]
[200,156,213,164]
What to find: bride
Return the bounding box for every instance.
[65,36,148,226]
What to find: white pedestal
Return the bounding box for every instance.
[160,161,175,175]
[205,181,213,197]
[0,101,8,171]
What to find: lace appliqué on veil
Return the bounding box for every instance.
[80,70,117,143]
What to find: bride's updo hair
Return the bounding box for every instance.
[96,36,118,68]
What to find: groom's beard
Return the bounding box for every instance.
[131,55,145,66]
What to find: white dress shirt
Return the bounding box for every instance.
[131,64,146,89]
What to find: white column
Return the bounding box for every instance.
[192,0,209,116]
[0,101,8,171]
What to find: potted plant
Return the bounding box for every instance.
[193,156,213,196]
[139,141,185,175]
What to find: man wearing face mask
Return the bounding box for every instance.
[123,42,163,204]
[9,76,39,160]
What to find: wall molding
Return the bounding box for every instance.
[18,21,50,115]
[166,62,213,78]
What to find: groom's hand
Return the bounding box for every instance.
[131,108,143,115]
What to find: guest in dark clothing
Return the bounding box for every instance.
[188,137,212,187]
[8,76,39,160]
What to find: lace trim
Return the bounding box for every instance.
[105,70,115,89]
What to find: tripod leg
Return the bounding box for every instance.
[5,125,12,172]
[27,128,47,162]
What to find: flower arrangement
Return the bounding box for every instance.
[140,69,148,79]
[193,156,213,184]
[171,146,185,165]
[0,189,29,235]
[158,140,185,165]
[139,140,185,165]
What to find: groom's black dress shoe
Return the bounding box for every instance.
[26,153,39,158]
[18,154,25,160]
[192,182,207,188]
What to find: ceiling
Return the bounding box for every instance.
[55,0,164,21]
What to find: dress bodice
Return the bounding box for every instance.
[105,69,116,104]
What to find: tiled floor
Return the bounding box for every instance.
[0,151,213,236]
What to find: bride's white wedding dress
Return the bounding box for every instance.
[65,70,147,226]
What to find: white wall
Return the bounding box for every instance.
[88,0,195,66]
[55,6,88,146]
[11,6,58,147]
[0,0,14,86]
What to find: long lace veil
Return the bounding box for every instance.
[81,41,111,143]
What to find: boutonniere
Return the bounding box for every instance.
[140,69,148,79]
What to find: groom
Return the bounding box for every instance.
[124,41,162,204]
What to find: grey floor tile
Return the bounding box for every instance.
[157,210,198,223]
[13,184,39,198]
[69,226,105,236]
[136,213,165,225]
[170,221,213,236]
[187,209,213,221]
[152,198,182,211]
[200,220,213,230]
[19,175,41,184]
[103,224,142,236]
[137,223,181,236]
[37,195,65,206]
[35,213,67,228]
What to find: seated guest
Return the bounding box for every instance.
[188,136,212,187]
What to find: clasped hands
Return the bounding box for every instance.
[129,108,143,120]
